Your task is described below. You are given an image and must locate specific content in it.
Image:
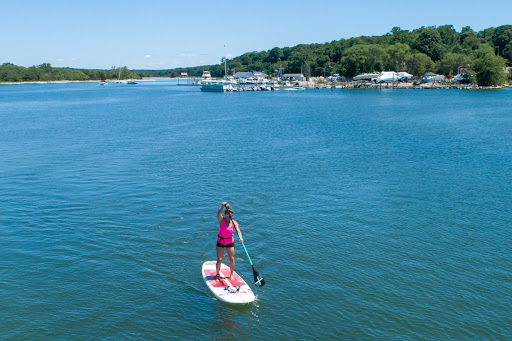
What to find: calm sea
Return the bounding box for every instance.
[0,80,511,340]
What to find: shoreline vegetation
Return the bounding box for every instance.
[0,79,153,85]
[2,77,510,90]
[145,25,512,87]
[2,25,512,87]
[0,64,142,84]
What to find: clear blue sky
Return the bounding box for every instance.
[1,0,510,70]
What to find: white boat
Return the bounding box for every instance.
[397,72,413,81]
[99,80,108,86]
[354,73,380,81]
[292,85,306,90]
[200,80,234,92]
[225,76,238,84]
[281,85,306,91]
[375,71,398,83]
[115,67,126,83]
[423,73,446,83]
[201,71,212,82]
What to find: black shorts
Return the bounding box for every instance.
[217,242,235,248]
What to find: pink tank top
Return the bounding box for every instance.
[217,218,234,245]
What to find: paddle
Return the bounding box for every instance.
[228,213,266,287]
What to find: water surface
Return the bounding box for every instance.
[0,81,511,340]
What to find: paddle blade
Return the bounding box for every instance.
[252,266,265,287]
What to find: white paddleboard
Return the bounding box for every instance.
[202,261,255,304]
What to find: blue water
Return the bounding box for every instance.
[1,80,511,340]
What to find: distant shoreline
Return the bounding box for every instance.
[0,78,160,85]
[304,81,511,90]
[1,78,510,90]
[0,80,97,85]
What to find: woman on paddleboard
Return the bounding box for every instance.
[216,202,243,281]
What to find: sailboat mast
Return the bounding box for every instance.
[224,44,227,78]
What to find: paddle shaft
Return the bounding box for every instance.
[237,230,254,266]
[237,230,265,287]
[226,208,265,287]
[225,210,253,265]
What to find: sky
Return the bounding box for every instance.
[1,0,511,70]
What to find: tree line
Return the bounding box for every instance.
[0,64,141,83]
[141,25,512,86]
[2,25,511,86]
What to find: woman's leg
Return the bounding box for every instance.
[226,247,235,280]
[216,246,224,277]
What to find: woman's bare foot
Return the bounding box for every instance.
[230,273,235,281]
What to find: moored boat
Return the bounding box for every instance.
[200,80,234,92]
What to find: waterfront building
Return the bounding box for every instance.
[282,73,306,81]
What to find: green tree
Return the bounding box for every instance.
[492,25,512,52]
[23,66,41,81]
[239,53,253,66]
[462,35,482,50]
[437,25,458,46]
[437,53,468,76]
[97,71,107,81]
[501,45,512,65]
[0,63,22,82]
[340,44,387,76]
[391,27,410,44]
[414,27,444,61]
[266,47,283,64]
[324,40,346,63]
[479,27,495,44]
[460,26,475,39]
[472,46,507,86]
[39,63,53,73]
[492,25,512,64]
[405,52,434,76]
[288,50,310,73]
[386,43,411,71]
[302,62,311,79]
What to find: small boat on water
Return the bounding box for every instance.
[201,71,212,81]
[115,67,126,83]
[127,80,138,84]
[99,80,108,86]
[200,79,234,92]
[281,85,306,91]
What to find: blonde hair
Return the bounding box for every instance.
[225,204,234,216]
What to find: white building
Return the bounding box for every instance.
[282,73,305,81]
[234,71,268,80]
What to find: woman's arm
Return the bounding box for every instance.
[217,202,227,223]
[234,221,243,243]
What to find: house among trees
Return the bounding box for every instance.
[506,67,512,80]
[282,73,305,81]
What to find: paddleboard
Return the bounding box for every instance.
[202,261,255,304]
